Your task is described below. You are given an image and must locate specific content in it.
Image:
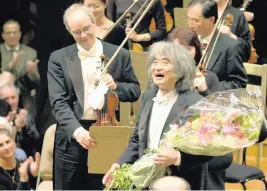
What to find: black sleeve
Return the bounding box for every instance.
[234,12,251,62]
[150,1,167,40]
[106,0,117,22]
[218,42,248,90]
[118,93,146,165]
[48,52,82,140]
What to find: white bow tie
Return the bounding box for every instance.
[153,96,169,105]
[78,50,96,60]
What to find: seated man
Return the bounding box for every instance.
[0,84,40,157]
[0,19,40,112]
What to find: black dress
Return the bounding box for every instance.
[107,0,166,50]
[103,24,128,49]
[0,167,29,190]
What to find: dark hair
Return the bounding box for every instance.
[0,128,12,138]
[188,0,218,24]
[168,27,202,64]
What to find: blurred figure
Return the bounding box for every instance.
[150,176,191,190]
[1,19,39,115]
[0,84,40,157]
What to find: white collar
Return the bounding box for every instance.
[153,89,178,105]
[4,43,20,51]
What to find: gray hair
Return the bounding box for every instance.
[0,84,20,99]
[2,19,21,32]
[147,41,196,92]
[63,3,95,33]
[0,117,13,135]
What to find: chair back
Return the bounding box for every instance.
[38,124,56,182]
[173,8,188,28]
[242,63,267,167]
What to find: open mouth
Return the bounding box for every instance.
[154,73,165,80]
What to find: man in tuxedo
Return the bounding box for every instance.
[47,3,141,190]
[187,0,247,91]
[186,0,248,189]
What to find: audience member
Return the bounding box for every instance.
[150,176,191,190]
[0,84,40,157]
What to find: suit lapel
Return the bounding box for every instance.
[65,44,85,109]
[160,93,188,139]
[138,100,154,146]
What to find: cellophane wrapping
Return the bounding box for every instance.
[105,88,264,190]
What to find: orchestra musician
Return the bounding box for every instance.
[83,0,127,47]
[215,0,251,62]
[187,0,248,91]
[47,3,140,189]
[187,0,248,189]
[106,0,167,50]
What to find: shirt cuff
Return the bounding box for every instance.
[73,127,84,139]
[174,151,181,166]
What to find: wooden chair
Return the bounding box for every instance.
[173,8,188,28]
[36,124,56,190]
[128,50,149,124]
[183,0,190,7]
[236,63,267,167]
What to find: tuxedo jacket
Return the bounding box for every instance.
[48,40,141,140]
[206,33,248,91]
[118,89,212,190]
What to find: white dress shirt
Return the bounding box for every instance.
[147,89,178,149]
[77,39,104,120]
[4,43,20,56]
[73,39,104,139]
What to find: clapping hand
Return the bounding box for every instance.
[27,59,39,73]
[29,152,41,177]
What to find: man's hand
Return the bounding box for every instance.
[193,72,208,92]
[8,51,25,69]
[27,59,39,74]
[101,74,117,91]
[102,163,120,186]
[153,142,180,167]
[220,25,237,40]
[75,128,96,149]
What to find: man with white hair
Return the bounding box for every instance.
[48,3,140,190]
[0,84,40,157]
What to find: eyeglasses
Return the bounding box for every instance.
[186,17,201,25]
[3,31,20,36]
[72,25,92,36]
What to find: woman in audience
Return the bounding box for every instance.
[83,0,126,46]
[0,128,40,189]
[107,0,166,50]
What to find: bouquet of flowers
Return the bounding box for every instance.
[105,88,264,190]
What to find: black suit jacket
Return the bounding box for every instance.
[224,5,251,62]
[118,89,212,190]
[207,33,248,90]
[48,40,141,140]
